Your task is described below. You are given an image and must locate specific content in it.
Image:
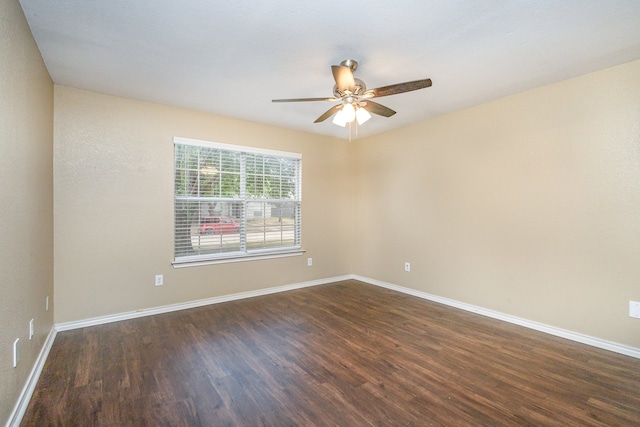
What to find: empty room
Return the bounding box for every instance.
[2,1,640,426]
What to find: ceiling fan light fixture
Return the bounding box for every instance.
[272,59,432,133]
[341,102,356,123]
[332,108,347,127]
[355,106,371,125]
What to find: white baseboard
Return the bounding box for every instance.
[353,274,640,360]
[6,326,57,427]
[55,273,640,359]
[9,274,639,427]
[55,275,353,332]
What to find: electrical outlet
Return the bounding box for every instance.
[29,319,34,340]
[404,262,411,272]
[307,257,313,267]
[155,275,164,286]
[13,338,19,367]
[630,301,640,319]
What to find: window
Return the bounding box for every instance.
[174,137,302,266]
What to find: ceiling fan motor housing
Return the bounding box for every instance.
[333,78,367,98]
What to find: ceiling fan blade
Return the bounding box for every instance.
[331,65,355,92]
[272,97,337,103]
[366,78,432,98]
[314,105,340,123]
[362,101,396,117]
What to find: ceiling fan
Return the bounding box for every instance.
[272,59,432,127]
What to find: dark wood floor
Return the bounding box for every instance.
[22,280,640,426]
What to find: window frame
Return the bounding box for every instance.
[173,137,303,267]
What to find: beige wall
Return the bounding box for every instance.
[53,62,640,349]
[353,60,640,348]
[0,0,54,424]
[53,86,354,323]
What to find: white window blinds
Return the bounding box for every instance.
[174,137,302,265]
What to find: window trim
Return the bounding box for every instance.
[173,249,304,268]
[172,137,303,267]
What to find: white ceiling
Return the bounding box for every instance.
[18,0,640,140]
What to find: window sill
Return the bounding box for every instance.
[172,248,304,268]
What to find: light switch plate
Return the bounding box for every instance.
[630,301,640,319]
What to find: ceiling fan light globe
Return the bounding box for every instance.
[332,109,347,127]
[342,103,356,122]
[355,107,372,125]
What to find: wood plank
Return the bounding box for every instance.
[21,280,640,426]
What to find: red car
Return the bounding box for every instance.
[199,216,240,235]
